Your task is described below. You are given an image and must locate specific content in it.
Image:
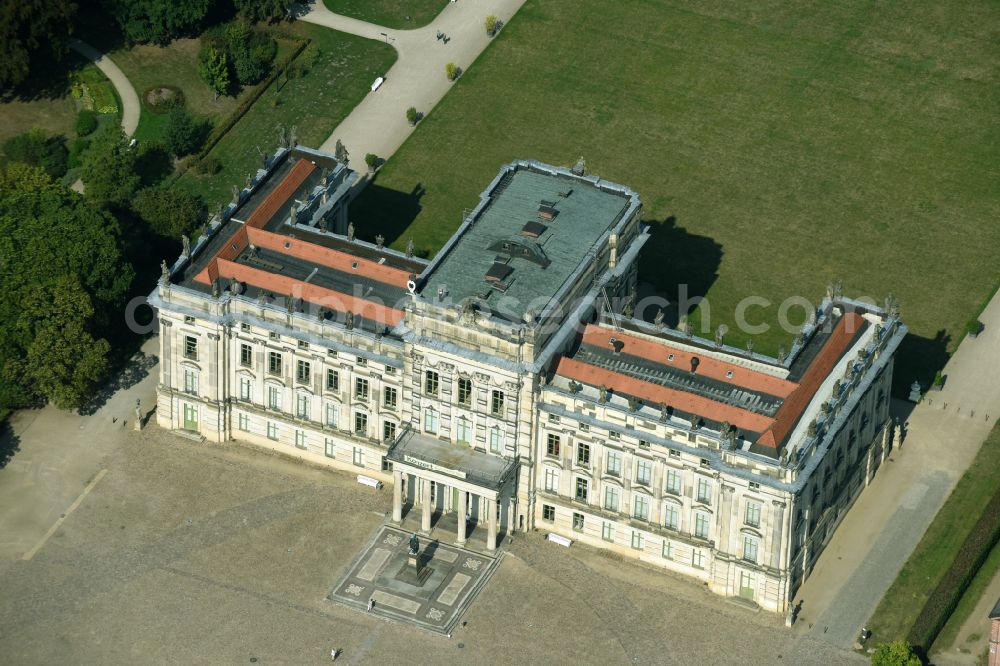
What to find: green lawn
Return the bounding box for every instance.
[105,38,253,145]
[868,424,1000,644]
[349,0,999,389]
[173,23,396,208]
[323,0,450,29]
[933,541,1000,654]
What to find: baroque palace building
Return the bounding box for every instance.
[150,145,906,614]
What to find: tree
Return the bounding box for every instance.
[445,63,460,81]
[0,168,133,413]
[485,15,498,36]
[0,0,77,90]
[76,110,98,137]
[132,187,205,239]
[2,129,69,178]
[163,106,203,157]
[80,125,140,207]
[233,0,292,23]
[405,107,418,126]
[104,0,212,45]
[197,43,230,98]
[871,641,922,666]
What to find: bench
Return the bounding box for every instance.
[547,533,573,547]
[356,475,383,490]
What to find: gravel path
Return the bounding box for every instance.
[68,40,141,137]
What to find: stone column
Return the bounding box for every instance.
[457,490,468,545]
[718,485,734,554]
[487,498,498,551]
[421,479,432,532]
[392,470,403,522]
[769,501,785,569]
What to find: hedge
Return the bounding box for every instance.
[907,486,1000,651]
[192,36,309,164]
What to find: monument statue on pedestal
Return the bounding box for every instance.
[409,532,419,555]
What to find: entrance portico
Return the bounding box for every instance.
[387,428,517,552]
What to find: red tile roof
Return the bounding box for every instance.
[244,159,316,229]
[554,356,776,434]
[756,313,866,449]
[580,325,797,398]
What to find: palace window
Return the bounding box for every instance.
[634,494,650,521]
[662,540,674,559]
[298,340,309,350]
[268,351,282,375]
[574,477,588,503]
[355,378,369,400]
[696,478,712,504]
[458,377,472,405]
[663,503,679,530]
[631,531,645,550]
[184,335,198,360]
[546,434,560,457]
[544,468,559,493]
[239,377,252,402]
[241,323,251,333]
[603,485,620,512]
[425,370,439,396]
[572,512,584,532]
[325,403,338,428]
[668,449,680,459]
[457,417,472,445]
[542,504,555,522]
[489,427,503,453]
[385,366,396,374]
[295,430,306,450]
[665,469,682,495]
[424,408,438,434]
[238,413,249,432]
[491,390,505,416]
[635,459,652,486]
[296,393,309,419]
[183,369,198,395]
[606,451,621,476]
[383,386,397,409]
[742,535,759,564]
[745,501,761,529]
[354,412,368,435]
[353,447,363,467]
[576,442,591,466]
[240,343,252,367]
[296,360,310,384]
[267,385,281,410]
[325,439,335,458]
[327,369,339,392]
[356,356,367,366]
[266,421,278,440]
[269,331,280,341]
[602,522,614,542]
[383,421,397,442]
[694,511,710,539]
[692,549,705,569]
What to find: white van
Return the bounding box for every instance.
[371,76,385,92]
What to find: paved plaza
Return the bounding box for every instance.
[329,525,500,634]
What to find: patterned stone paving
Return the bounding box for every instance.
[327,525,501,634]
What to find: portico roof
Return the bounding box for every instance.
[387,428,517,491]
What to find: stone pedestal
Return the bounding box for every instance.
[396,549,433,586]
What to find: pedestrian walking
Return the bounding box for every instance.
[367,596,374,612]
[330,647,340,661]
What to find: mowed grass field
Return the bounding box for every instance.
[323,0,450,29]
[174,23,396,207]
[350,0,999,388]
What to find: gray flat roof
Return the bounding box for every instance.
[420,164,632,321]
[387,429,515,490]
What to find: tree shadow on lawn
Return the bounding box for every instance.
[635,215,722,325]
[349,177,426,251]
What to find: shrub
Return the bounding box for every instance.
[197,42,231,97]
[871,641,922,666]
[143,85,186,113]
[67,138,91,170]
[406,107,418,125]
[2,129,69,178]
[75,110,98,137]
[445,62,460,81]
[364,152,378,171]
[966,319,983,336]
[194,156,221,174]
[164,107,205,157]
[485,15,499,35]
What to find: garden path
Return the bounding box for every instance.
[68,40,140,137]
